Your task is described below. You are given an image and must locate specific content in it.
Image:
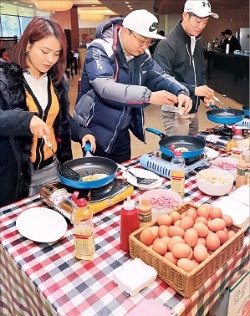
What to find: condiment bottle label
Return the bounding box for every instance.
[139,211,152,223]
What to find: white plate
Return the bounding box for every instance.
[16,207,67,243]
[205,147,219,160]
[122,168,163,190]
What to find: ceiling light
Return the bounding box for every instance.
[34,1,73,12]
[80,13,104,22]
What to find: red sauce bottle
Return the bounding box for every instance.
[120,196,139,252]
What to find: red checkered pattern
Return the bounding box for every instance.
[1,158,249,316]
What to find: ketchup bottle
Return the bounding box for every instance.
[120,196,139,252]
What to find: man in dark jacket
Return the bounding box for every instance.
[224,29,241,52]
[74,10,192,163]
[154,0,217,136]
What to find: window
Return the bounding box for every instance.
[0,15,32,38]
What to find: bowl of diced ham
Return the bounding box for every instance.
[139,189,182,220]
[210,157,238,180]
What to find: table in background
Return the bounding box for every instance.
[1,156,249,316]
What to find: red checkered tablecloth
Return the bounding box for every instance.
[1,157,249,316]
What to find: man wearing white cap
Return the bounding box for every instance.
[154,1,218,136]
[74,10,192,163]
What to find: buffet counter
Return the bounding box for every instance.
[1,156,249,316]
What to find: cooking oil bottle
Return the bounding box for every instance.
[72,198,95,260]
[170,149,185,197]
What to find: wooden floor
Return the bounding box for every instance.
[68,73,244,159]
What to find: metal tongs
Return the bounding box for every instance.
[43,135,80,181]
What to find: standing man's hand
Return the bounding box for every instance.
[177,94,192,115]
[195,85,214,99]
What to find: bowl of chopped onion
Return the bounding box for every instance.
[196,168,234,196]
[210,157,238,180]
[139,189,182,220]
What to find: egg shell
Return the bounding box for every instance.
[195,216,208,225]
[158,225,169,238]
[172,243,192,259]
[170,211,182,223]
[164,252,178,265]
[152,239,168,256]
[197,204,210,219]
[157,214,172,226]
[193,244,208,262]
[160,236,171,244]
[168,236,184,251]
[208,218,226,232]
[167,226,185,238]
[177,258,196,272]
[193,222,209,237]
[222,215,233,227]
[184,228,198,247]
[206,232,221,251]
[216,230,229,244]
[185,207,198,220]
[180,216,194,230]
[209,207,222,219]
[140,228,154,246]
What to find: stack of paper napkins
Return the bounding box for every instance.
[113,258,157,296]
[212,185,250,229]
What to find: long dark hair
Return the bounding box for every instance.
[12,17,67,85]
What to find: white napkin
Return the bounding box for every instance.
[212,185,250,228]
[113,258,157,296]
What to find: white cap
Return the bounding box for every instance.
[123,196,136,211]
[122,9,166,39]
[184,1,219,19]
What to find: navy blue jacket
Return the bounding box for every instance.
[74,17,189,153]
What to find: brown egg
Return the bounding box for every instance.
[158,225,168,238]
[157,214,172,226]
[216,230,229,244]
[222,215,233,227]
[174,220,181,226]
[180,216,194,230]
[149,226,159,239]
[168,236,184,251]
[185,207,198,220]
[193,222,209,238]
[228,230,236,239]
[193,244,208,263]
[184,228,198,247]
[168,226,185,238]
[195,216,208,225]
[170,211,182,223]
[197,204,210,219]
[206,232,221,251]
[177,258,196,272]
[197,237,206,246]
[210,207,222,219]
[172,243,192,259]
[208,218,226,232]
[152,239,168,256]
[140,228,154,246]
[160,236,171,245]
[164,252,178,264]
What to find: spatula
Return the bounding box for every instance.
[43,136,80,181]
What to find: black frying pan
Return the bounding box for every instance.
[207,104,245,124]
[59,157,118,189]
[146,128,206,158]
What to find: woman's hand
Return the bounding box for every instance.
[81,134,96,152]
[30,115,50,138]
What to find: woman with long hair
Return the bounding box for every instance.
[0,17,96,207]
